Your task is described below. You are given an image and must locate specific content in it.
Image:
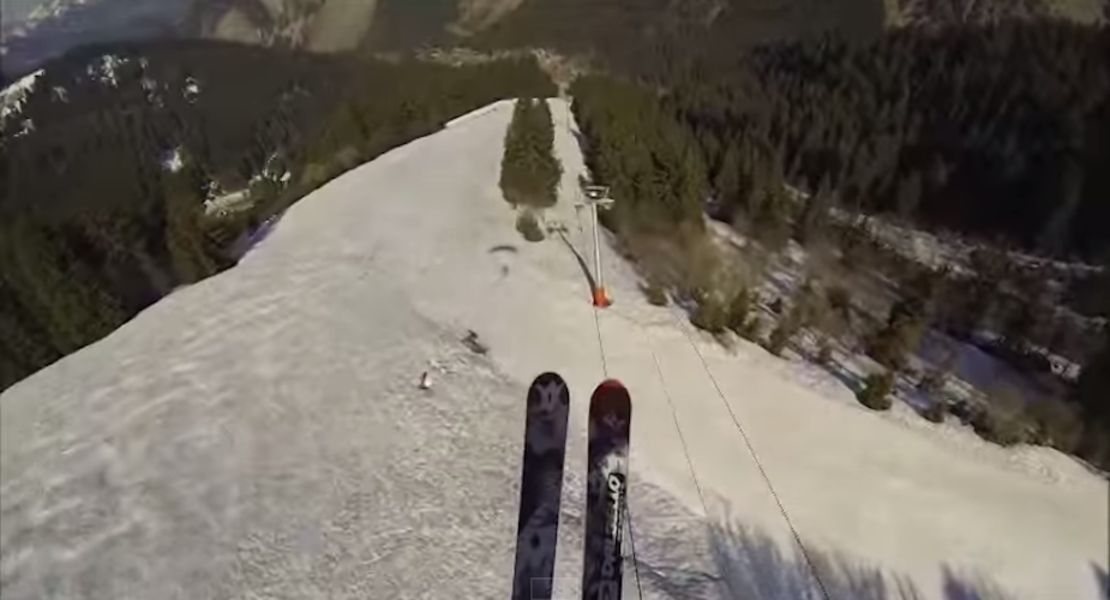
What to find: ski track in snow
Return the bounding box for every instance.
[1,100,1107,600]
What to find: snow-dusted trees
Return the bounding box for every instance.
[0,46,557,391]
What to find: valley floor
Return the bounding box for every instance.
[1,100,1106,600]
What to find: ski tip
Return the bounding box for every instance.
[595,379,628,394]
[531,372,566,387]
[590,379,631,414]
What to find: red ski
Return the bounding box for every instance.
[581,379,632,600]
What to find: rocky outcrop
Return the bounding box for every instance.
[450,0,527,36]
[305,0,379,52]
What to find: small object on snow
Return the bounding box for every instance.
[419,371,433,390]
[462,330,489,355]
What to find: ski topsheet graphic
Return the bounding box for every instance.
[582,379,632,600]
[511,372,570,600]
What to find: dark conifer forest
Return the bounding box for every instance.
[500,97,561,209]
[561,19,1110,466]
[672,21,1110,260]
[0,41,554,389]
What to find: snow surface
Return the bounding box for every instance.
[1,100,1106,600]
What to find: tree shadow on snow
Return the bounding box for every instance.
[820,353,867,396]
[1094,563,1109,600]
[556,229,598,297]
[623,484,1029,600]
[708,519,921,600]
[231,213,284,259]
[703,518,1024,600]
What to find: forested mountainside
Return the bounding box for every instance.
[890,0,1107,27]
[493,18,1108,263]
[571,65,1110,467]
[0,40,555,389]
[470,0,885,73]
[675,21,1110,260]
[7,0,1103,78]
[186,0,1108,61]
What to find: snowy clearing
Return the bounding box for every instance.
[1,100,1106,600]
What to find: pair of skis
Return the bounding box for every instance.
[510,373,632,600]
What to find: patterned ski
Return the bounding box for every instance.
[581,379,632,600]
[511,372,570,600]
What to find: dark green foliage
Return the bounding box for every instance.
[692,293,729,334]
[1002,296,1053,354]
[868,296,929,371]
[640,281,668,306]
[726,287,752,333]
[971,386,1030,446]
[501,98,561,208]
[767,281,826,356]
[1073,333,1110,468]
[515,211,545,242]
[918,341,955,397]
[163,166,219,284]
[1027,398,1084,454]
[797,176,833,244]
[569,75,716,318]
[826,286,852,321]
[923,400,946,424]
[0,42,555,390]
[737,314,763,343]
[766,322,793,356]
[857,371,895,411]
[895,170,923,221]
[917,367,948,396]
[670,21,1110,261]
[816,338,833,366]
[570,76,706,238]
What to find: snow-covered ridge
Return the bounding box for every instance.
[0,67,44,133]
[1,53,204,133]
[1,0,102,42]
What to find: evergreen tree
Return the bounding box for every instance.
[1073,332,1110,466]
[869,295,929,371]
[500,98,561,209]
[798,175,833,244]
[857,371,895,411]
[896,169,923,221]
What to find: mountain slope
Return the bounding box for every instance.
[888,0,1106,26]
[1,100,1106,600]
[0,41,555,391]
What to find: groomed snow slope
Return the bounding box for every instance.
[1,100,1106,600]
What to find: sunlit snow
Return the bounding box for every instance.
[0,100,1104,600]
